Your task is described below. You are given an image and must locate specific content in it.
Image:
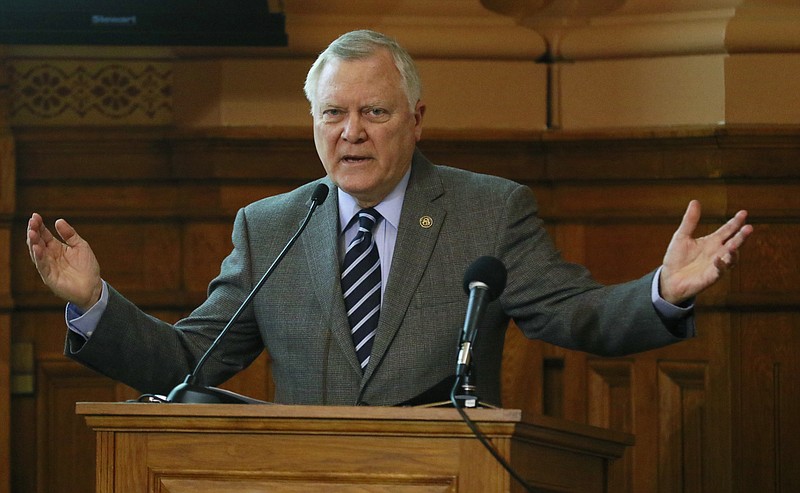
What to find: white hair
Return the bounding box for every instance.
[303,30,422,113]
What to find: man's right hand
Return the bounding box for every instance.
[26,213,103,312]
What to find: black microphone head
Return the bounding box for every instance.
[463,256,507,301]
[311,184,330,206]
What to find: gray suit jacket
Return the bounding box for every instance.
[68,149,689,406]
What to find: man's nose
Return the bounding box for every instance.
[341,114,366,142]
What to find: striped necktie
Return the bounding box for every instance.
[341,208,382,371]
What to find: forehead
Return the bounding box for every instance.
[315,51,405,104]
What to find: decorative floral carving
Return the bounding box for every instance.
[8,61,172,125]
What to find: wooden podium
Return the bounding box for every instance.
[76,402,633,492]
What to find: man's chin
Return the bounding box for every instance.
[338,183,383,207]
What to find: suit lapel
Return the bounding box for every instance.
[362,150,445,382]
[303,179,364,374]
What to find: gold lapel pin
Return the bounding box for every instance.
[419,216,433,229]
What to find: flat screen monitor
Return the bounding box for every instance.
[0,0,287,46]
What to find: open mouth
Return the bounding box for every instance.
[341,155,372,164]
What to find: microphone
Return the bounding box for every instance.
[450,258,535,492]
[455,256,507,378]
[166,183,329,404]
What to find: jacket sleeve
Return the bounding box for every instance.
[497,184,690,356]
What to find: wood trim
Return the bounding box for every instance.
[657,361,709,490]
[76,402,633,456]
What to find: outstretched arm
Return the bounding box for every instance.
[26,213,103,311]
[659,200,753,305]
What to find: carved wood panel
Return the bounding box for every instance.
[35,358,122,493]
[588,359,634,492]
[657,361,708,492]
[736,312,800,492]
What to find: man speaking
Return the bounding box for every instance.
[26,30,752,407]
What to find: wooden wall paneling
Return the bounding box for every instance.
[736,312,800,493]
[36,357,122,493]
[696,312,735,493]
[170,137,323,179]
[1,82,15,493]
[579,317,732,493]
[12,129,173,182]
[587,358,634,492]
[543,132,725,182]
[541,353,566,419]
[534,344,586,425]
[12,221,188,310]
[629,357,662,493]
[12,130,172,493]
[716,129,800,180]
[499,323,544,414]
[0,135,12,213]
[657,360,709,492]
[734,222,800,307]
[7,125,800,492]
[727,185,800,493]
[0,261,9,493]
[0,313,8,493]
[182,221,236,295]
[417,138,547,184]
[547,192,689,492]
[10,392,35,493]
[649,312,733,493]
[517,145,750,491]
[77,222,182,294]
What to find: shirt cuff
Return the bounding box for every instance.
[651,266,694,319]
[65,280,109,339]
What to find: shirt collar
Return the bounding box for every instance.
[338,168,411,234]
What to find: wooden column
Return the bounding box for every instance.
[0,49,15,493]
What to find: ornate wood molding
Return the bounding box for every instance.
[6,60,172,126]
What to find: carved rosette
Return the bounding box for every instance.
[7,61,172,125]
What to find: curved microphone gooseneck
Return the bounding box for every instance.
[166,183,329,404]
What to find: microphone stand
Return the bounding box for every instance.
[166,184,328,404]
[449,374,537,492]
[452,366,484,409]
[413,359,496,409]
[445,256,537,491]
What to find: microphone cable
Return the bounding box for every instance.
[449,375,543,493]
